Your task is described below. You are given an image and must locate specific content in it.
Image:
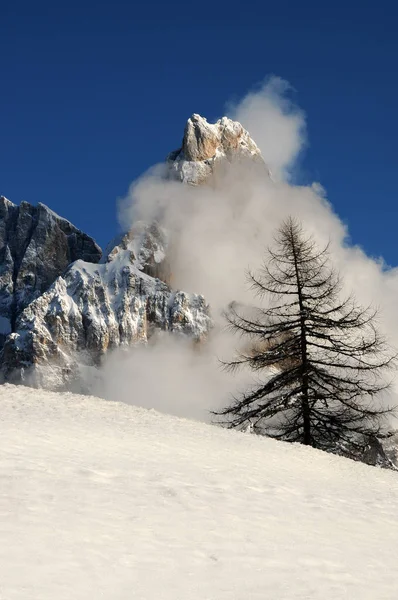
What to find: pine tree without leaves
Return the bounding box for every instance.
[216,218,396,459]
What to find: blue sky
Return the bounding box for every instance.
[1,0,398,263]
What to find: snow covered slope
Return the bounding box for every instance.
[1,385,398,599]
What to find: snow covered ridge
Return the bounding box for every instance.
[167,113,268,184]
[2,383,398,600]
[0,221,211,389]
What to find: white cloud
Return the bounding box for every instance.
[228,76,306,180]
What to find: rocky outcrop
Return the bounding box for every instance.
[361,437,397,470]
[182,114,221,161]
[103,221,171,283]
[0,223,211,390]
[0,197,101,350]
[167,114,266,185]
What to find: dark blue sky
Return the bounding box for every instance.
[2,0,398,263]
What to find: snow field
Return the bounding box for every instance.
[1,384,398,599]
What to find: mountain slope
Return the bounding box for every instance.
[1,384,398,599]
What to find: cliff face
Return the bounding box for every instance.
[0,197,102,351]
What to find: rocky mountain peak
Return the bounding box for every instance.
[167,114,265,184]
[182,114,221,161]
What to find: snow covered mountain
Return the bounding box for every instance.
[0,220,211,389]
[0,114,261,388]
[1,383,398,599]
[0,196,101,351]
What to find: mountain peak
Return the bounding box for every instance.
[167,114,265,185]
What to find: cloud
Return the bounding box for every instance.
[93,76,398,425]
[89,334,241,423]
[228,76,306,180]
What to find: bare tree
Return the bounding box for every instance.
[215,218,396,461]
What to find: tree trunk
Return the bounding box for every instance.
[291,234,311,445]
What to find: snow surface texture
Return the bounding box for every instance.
[1,384,398,599]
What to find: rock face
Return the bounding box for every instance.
[104,221,171,284]
[0,221,211,389]
[0,197,102,351]
[168,114,266,185]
